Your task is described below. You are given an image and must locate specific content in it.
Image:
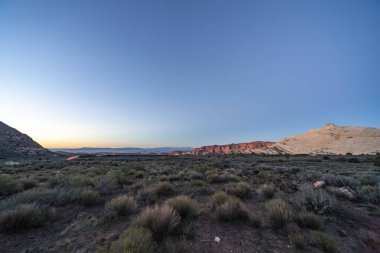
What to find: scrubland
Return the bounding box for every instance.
[0,154,379,252]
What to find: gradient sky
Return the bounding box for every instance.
[0,0,379,148]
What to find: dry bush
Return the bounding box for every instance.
[212,191,229,209]
[289,233,306,250]
[155,182,175,196]
[135,204,180,240]
[225,182,251,198]
[294,211,321,229]
[266,199,291,229]
[311,231,337,253]
[358,185,380,205]
[0,175,22,196]
[261,184,275,199]
[109,227,156,253]
[0,203,55,232]
[78,189,100,206]
[166,195,199,219]
[215,195,249,222]
[293,185,336,214]
[106,195,137,217]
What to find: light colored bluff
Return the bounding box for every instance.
[274,123,380,155]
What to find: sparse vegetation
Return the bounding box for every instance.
[0,203,55,232]
[166,195,199,219]
[266,199,291,229]
[135,204,180,240]
[109,227,156,253]
[293,185,336,214]
[0,154,377,252]
[0,174,22,196]
[106,195,138,217]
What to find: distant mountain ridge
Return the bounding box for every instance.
[0,121,51,157]
[51,147,193,154]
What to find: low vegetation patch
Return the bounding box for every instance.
[312,231,337,253]
[0,203,55,232]
[293,185,336,214]
[166,195,199,219]
[289,233,306,250]
[294,211,321,229]
[155,181,175,196]
[261,184,275,199]
[266,199,291,229]
[78,189,100,206]
[0,175,22,196]
[225,182,251,198]
[214,195,249,222]
[135,204,180,240]
[109,227,156,253]
[106,195,137,217]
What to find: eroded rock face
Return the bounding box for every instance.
[0,121,52,157]
[191,141,276,155]
[274,123,380,155]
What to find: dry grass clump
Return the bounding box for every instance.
[0,175,22,196]
[261,184,275,199]
[0,203,55,232]
[294,211,321,229]
[359,229,379,249]
[135,204,180,240]
[109,227,156,253]
[247,211,262,228]
[166,195,199,219]
[207,173,239,184]
[105,195,137,217]
[289,233,306,250]
[266,199,291,229]
[293,185,336,214]
[155,181,175,196]
[311,231,337,253]
[20,178,37,190]
[78,189,100,206]
[213,194,249,222]
[358,185,380,205]
[225,182,251,198]
[212,191,229,208]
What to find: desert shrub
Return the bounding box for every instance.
[0,203,55,232]
[161,237,188,253]
[294,211,321,229]
[106,170,131,185]
[211,191,229,208]
[78,189,99,206]
[155,182,175,196]
[0,175,22,196]
[20,178,37,190]
[247,211,262,228]
[95,177,117,193]
[207,173,239,184]
[358,185,380,205]
[215,196,249,222]
[135,204,180,240]
[166,195,199,219]
[266,199,291,229]
[106,195,137,217]
[323,174,360,189]
[109,227,156,253]
[359,175,379,186]
[293,185,336,214]
[374,156,380,167]
[0,187,80,210]
[261,184,275,199]
[69,174,94,187]
[312,231,337,253]
[289,233,305,250]
[225,182,251,198]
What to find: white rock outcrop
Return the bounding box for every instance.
[274,123,380,155]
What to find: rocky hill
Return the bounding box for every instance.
[191,141,276,155]
[274,123,380,155]
[0,121,51,157]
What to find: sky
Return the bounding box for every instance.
[0,0,379,148]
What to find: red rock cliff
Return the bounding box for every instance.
[191,141,275,155]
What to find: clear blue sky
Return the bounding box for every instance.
[0,0,379,148]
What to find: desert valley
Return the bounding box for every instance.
[0,121,379,253]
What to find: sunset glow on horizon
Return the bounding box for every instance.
[1,0,379,148]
